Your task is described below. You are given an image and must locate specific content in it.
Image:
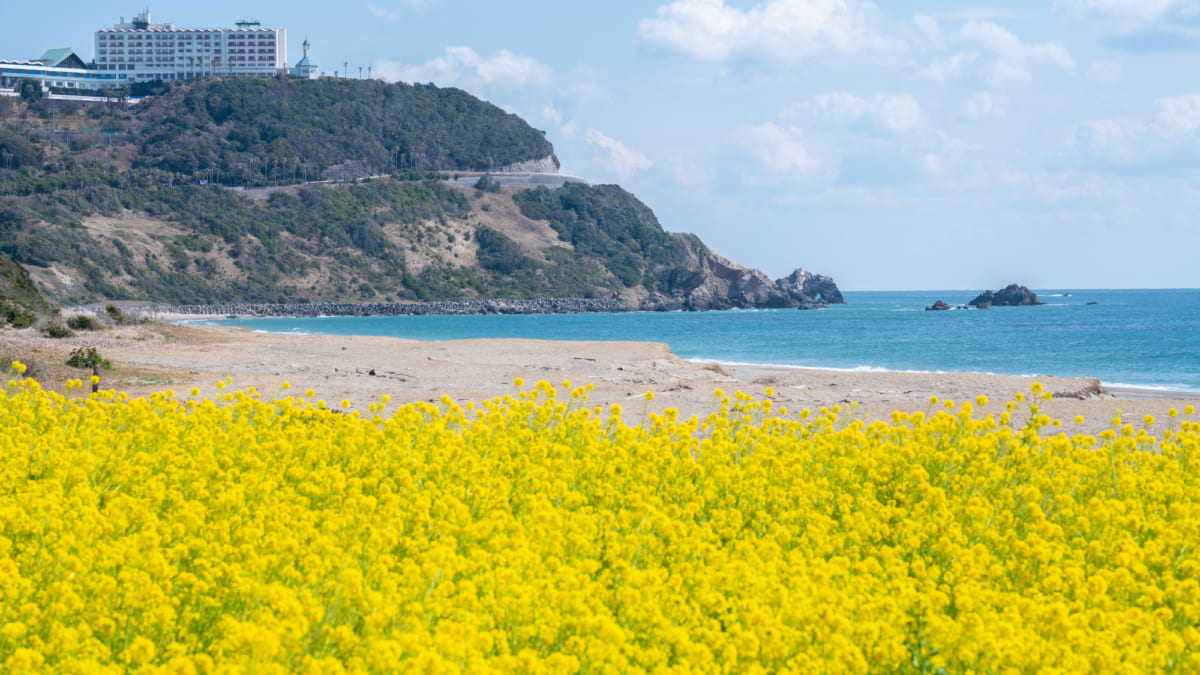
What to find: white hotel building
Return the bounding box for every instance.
[95,10,287,81]
[2,10,305,94]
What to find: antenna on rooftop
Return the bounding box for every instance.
[236,18,261,28]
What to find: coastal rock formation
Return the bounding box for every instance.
[776,268,846,305]
[969,284,1045,307]
[685,253,795,310]
[925,300,952,311]
[132,298,632,318]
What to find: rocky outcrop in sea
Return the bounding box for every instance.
[968,284,1045,307]
[776,268,846,306]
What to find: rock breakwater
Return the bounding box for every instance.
[131,297,634,319]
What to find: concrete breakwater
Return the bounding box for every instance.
[128,297,631,319]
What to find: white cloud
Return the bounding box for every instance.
[1069,94,1200,164]
[366,0,438,20]
[809,91,925,133]
[1151,94,1200,137]
[541,105,563,126]
[366,4,403,21]
[664,154,718,187]
[962,92,1005,120]
[636,0,897,63]
[918,19,1075,84]
[375,47,552,89]
[959,21,1075,69]
[1072,119,1146,161]
[584,130,653,181]
[1087,60,1123,83]
[1028,172,1124,202]
[912,14,944,47]
[730,123,833,180]
[1055,0,1194,23]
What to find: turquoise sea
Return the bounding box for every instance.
[196,289,1200,394]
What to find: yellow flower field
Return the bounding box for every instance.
[2,365,1200,673]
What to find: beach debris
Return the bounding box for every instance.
[1051,379,1112,400]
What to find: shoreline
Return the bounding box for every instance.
[688,358,1200,400]
[151,315,1200,400]
[4,323,1196,438]
[73,296,732,321]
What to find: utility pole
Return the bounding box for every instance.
[344,61,348,79]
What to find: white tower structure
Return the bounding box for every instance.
[291,39,318,79]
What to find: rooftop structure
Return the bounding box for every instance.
[94,9,287,82]
[1,48,129,93]
[291,39,317,79]
[2,9,307,96]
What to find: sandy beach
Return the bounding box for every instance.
[3,322,1196,436]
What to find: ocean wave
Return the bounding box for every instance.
[687,358,953,376]
[250,328,314,335]
[1101,381,1200,396]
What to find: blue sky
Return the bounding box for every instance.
[4,1,1200,290]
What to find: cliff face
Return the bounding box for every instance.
[496,156,561,173]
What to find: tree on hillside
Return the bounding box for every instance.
[20,79,42,101]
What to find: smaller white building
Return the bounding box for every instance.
[291,39,318,79]
[1,48,129,92]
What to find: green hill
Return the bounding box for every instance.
[134,76,557,181]
[0,77,838,310]
[0,254,55,327]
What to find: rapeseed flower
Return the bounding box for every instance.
[1,376,1197,672]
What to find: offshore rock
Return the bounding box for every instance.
[968,284,1045,307]
[926,300,952,311]
[776,268,846,306]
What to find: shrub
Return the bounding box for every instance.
[1,300,36,328]
[65,346,113,369]
[105,304,131,325]
[42,323,75,338]
[1,354,40,377]
[474,174,501,193]
[67,314,102,331]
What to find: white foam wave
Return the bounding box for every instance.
[250,328,314,335]
[687,358,953,376]
[1102,381,1200,395]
